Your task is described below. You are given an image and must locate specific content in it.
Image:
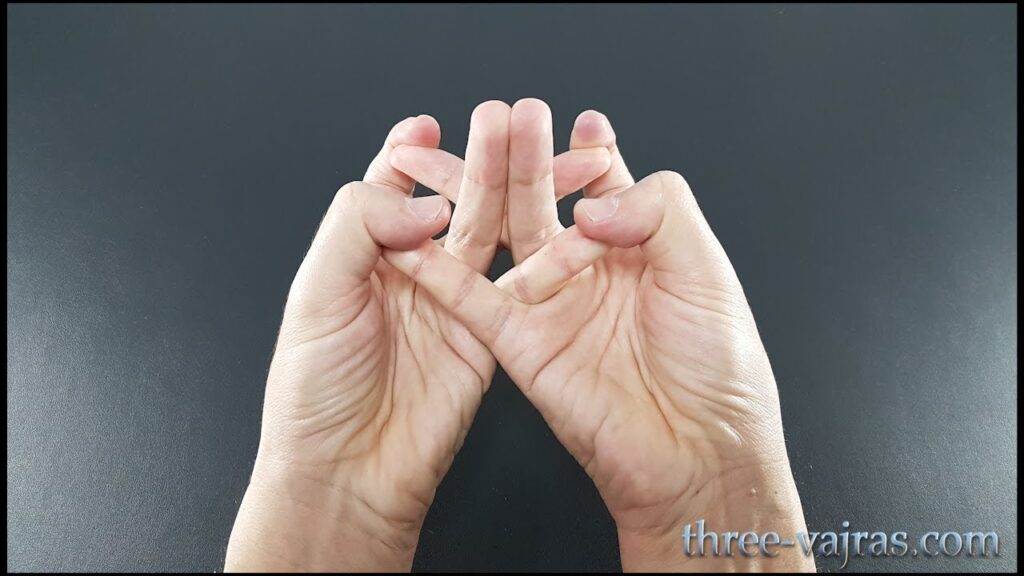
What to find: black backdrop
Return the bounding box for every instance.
[7,4,1017,572]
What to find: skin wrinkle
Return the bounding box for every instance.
[431,155,461,200]
[459,171,506,195]
[645,332,751,431]
[547,351,597,457]
[231,105,814,572]
[520,266,606,391]
[254,461,422,542]
[578,391,613,481]
[268,360,381,456]
[405,243,433,284]
[297,382,377,456]
[526,277,611,446]
[431,379,468,483]
[620,284,680,453]
[435,310,492,388]
[540,269,613,438]
[397,287,486,484]
[445,223,500,251]
[618,450,729,534]
[398,305,429,398]
[520,323,576,395]
[591,409,647,507]
[511,267,536,304]
[545,230,579,278]
[312,328,381,407]
[643,297,744,389]
[448,267,480,312]
[508,220,563,252]
[418,310,483,428]
[284,277,372,340]
[508,170,555,189]
[432,311,486,384]
[364,446,427,528]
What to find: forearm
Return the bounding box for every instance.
[225,459,422,572]
[616,459,815,572]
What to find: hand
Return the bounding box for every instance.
[387,106,814,572]
[389,100,613,262]
[224,104,608,571]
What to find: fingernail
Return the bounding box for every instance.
[406,196,444,221]
[580,196,619,222]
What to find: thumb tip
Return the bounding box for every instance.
[392,115,442,148]
[406,195,450,223]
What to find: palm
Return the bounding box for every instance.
[387,162,785,539]
[272,264,492,524]
[496,243,757,529]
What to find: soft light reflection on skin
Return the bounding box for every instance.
[226,99,814,573]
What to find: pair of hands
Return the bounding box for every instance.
[225,99,812,572]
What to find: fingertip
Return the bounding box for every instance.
[575,196,620,225]
[511,98,553,128]
[392,114,441,148]
[571,110,615,148]
[368,195,450,250]
[405,194,450,224]
[513,97,551,112]
[472,99,512,121]
[468,100,513,160]
[573,194,652,249]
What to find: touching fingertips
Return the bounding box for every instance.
[573,146,612,168]
[388,144,417,170]
[577,196,620,223]
[405,195,448,222]
[587,147,613,173]
[392,115,441,147]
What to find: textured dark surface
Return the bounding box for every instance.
[6,4,1017,573]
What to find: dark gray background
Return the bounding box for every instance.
[7,4,1017,572]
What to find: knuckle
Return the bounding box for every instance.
[508,172,553,189]
[655,170,690,196]
[445,226,486,250]
[332,181,363,210]
[547,238,575,277]
[438,163,460,195]
[654,170,697,212]
[508,221,561,247]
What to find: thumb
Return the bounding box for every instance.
[288,183,450,316]
[574,171,740,298]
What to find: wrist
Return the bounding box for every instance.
[225,456,424,572]
[616,457,815,572]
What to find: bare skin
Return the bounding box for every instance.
[386,103,815,571]
[226,99,813,572]
[224,102,610,571]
